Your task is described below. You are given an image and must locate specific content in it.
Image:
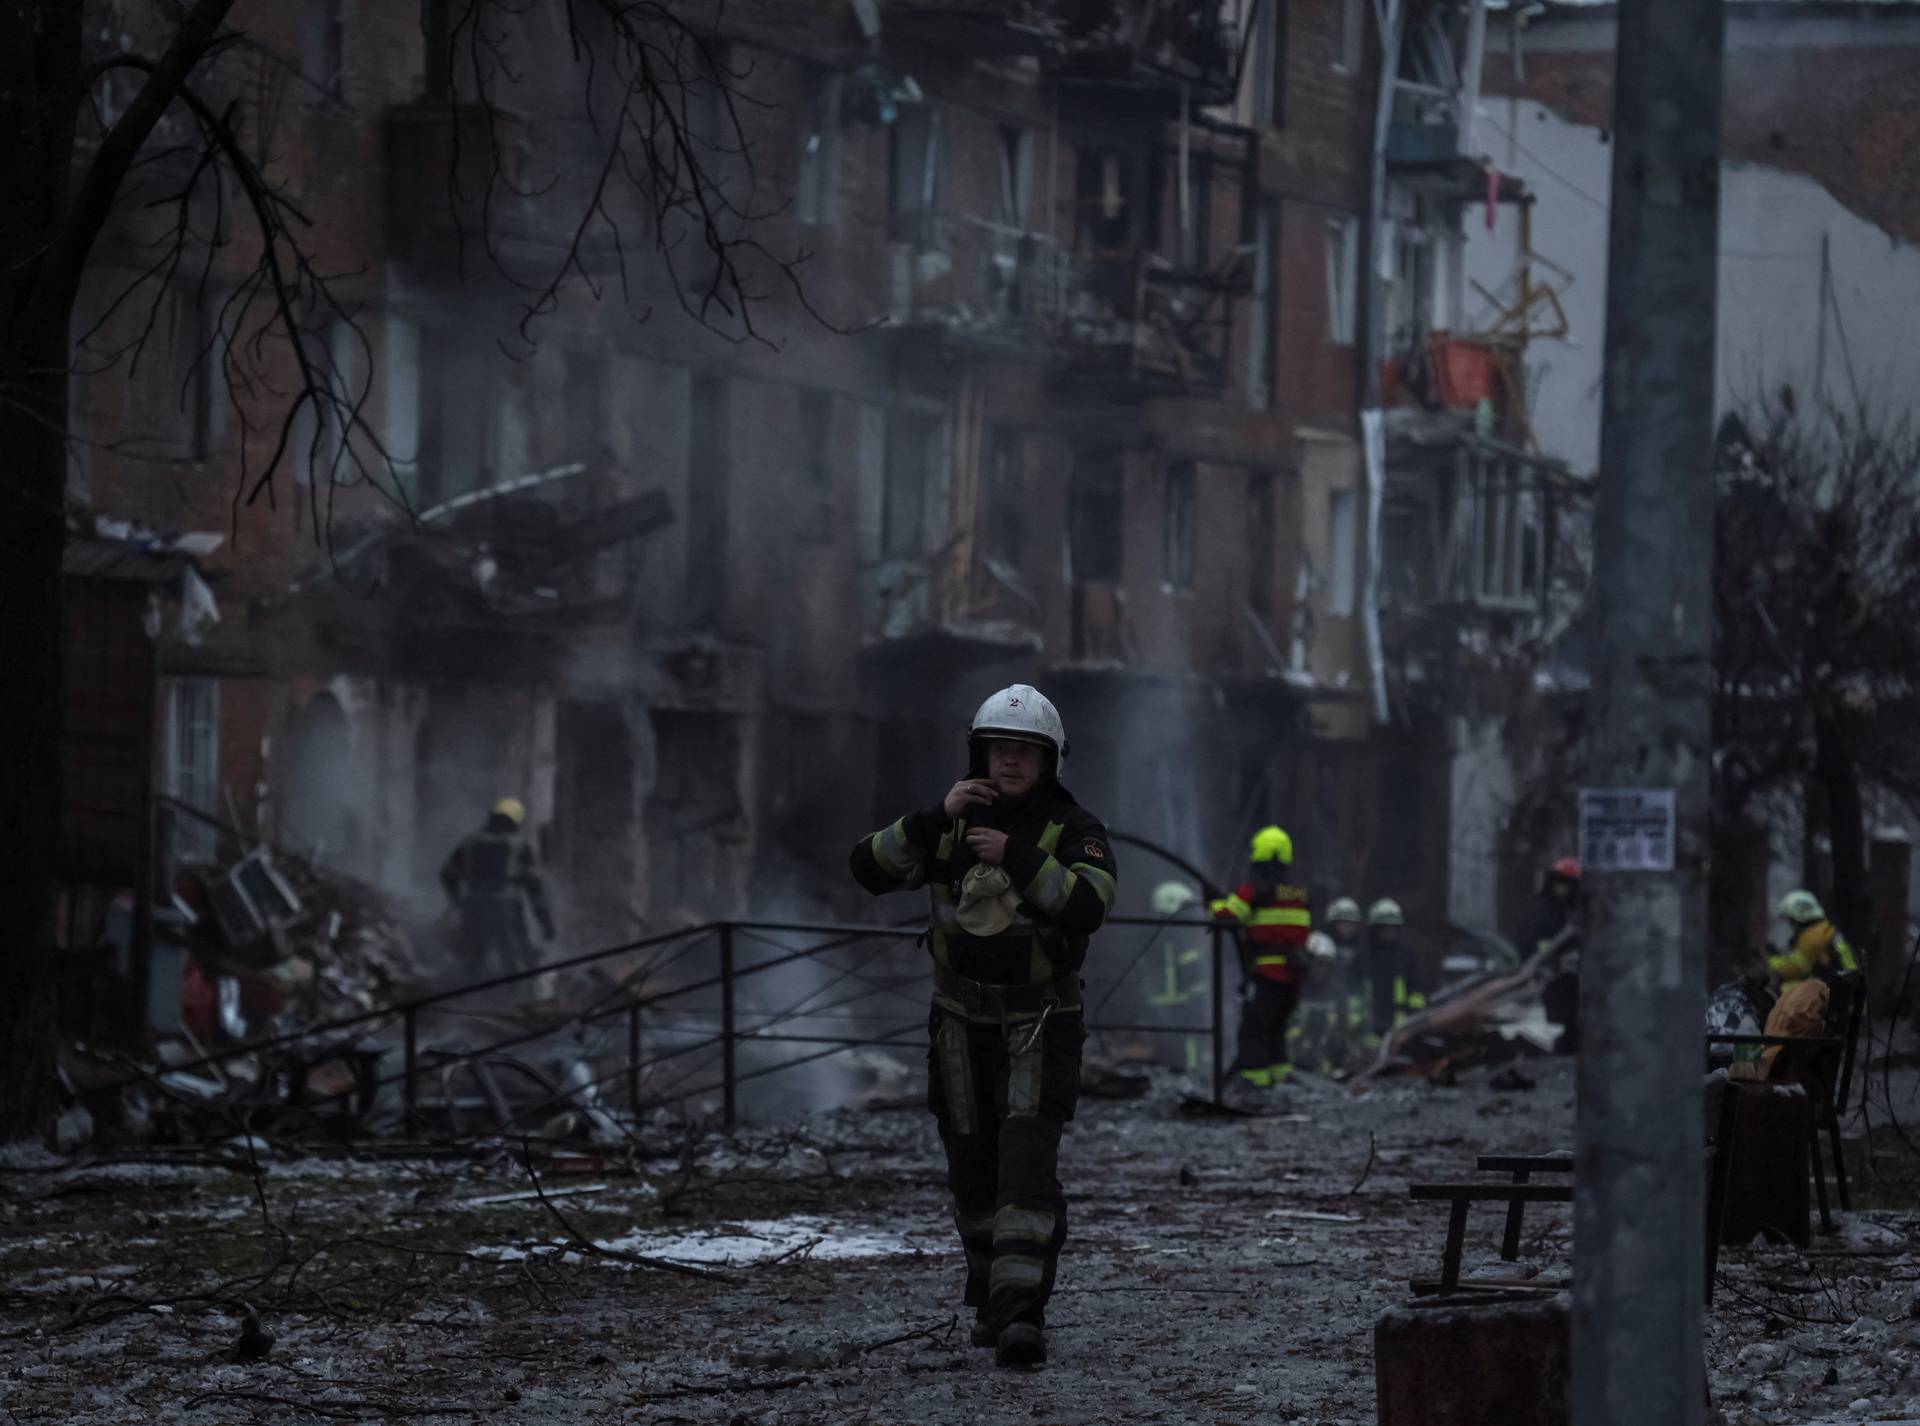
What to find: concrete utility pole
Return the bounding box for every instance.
[1576,0,1723,1423]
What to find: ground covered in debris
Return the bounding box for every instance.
[5,1061,1919,1425]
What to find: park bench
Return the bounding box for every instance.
[1409,1074,1740,1302]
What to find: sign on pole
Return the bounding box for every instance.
[1578,788,1677,873]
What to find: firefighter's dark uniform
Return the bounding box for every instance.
[1211,873,1311,1085]
[1364,930,1426,1036]
[439,814,554,976]
[850,782,1116,1338]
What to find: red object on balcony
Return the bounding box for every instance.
[1427,334,1496,408]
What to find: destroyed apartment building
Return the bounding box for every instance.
[54,0,1572,1040]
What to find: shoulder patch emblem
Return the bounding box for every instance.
[1082,841,1106,860]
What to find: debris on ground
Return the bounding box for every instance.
[6,1060,1914,1425]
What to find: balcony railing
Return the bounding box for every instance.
[888,212,1070,348]
[886,2,1240,103]
[864,535,1043,661]
[1054,251,1236,398]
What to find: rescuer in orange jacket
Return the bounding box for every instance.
[1211,825,1311,1088]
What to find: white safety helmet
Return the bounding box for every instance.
[1305,930,1338,962]
[969,684,1069,766]
[1325,896,1363,926]
[1153,880,1199,916]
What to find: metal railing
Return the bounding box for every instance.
[86,915,1237,1133]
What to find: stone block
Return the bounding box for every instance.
[1375,1294,1570,1426]
[1723,1081,1812,1248]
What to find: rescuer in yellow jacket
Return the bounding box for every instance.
[1769,890,1859,986]
[1211,825,1310,1089]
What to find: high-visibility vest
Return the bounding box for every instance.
[1211,881,1311,982]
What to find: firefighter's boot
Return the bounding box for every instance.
[995,1320,1046,1368]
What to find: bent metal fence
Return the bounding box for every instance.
[84,917,1235,1135]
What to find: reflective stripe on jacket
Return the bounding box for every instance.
[1768,920,1858,984]
[1211,881,1311,982]
[850,782,1117,992]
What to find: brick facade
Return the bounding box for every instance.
[1482,15,1920,245]
[70,0,1423,936]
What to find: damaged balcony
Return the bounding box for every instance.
[863,538,1044,667]
[880,0,1057,55]
[887,213,1068,354]
[1051,250,1244,399]
[1378,411,1576,620]
[885,1,1240,105]
[279,464,674,677]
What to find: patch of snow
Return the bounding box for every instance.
[483,1216,919,1269]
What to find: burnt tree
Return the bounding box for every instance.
[1713,394,1920,968]
[0,0,814,1138]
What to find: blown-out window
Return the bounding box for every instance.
[1070,451,1124,584]
[1163,461,1195,593]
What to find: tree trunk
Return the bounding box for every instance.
[0,1,82,1139]
[1815,708,1873,951]
[1707,809,1768,985]
[0,369,69,1141]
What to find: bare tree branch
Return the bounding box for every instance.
[23,0,238,348]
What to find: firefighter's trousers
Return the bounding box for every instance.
[458,897,536,979]
[1235,976,1302,1081]
[926,1003,1085,1333]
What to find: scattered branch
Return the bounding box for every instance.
[1344,1130,1377,1196]
[519,1139,739,1283]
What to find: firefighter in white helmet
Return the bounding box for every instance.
[850,684,1116,1369]
[1147,881,1208,1074]
[1363,897,1426,1034]
[1770,890,1858,987]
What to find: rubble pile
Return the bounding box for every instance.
[264,850,435,1018]
[182,835,435,1031]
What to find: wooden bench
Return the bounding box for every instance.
[1411,1080,1741,1303]
[1477,1152,1573,1261]
[1407,1182,1574,1295]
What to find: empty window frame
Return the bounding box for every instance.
[799,388,835,544]
[1074,148,1133,251]
[1179,153,1213,270]
[303,0,345,100]
[1331,0,1363,74]
[883,409,945,559]
[173,285,226,460]
[797,73,844,228]
[889,106,942,229]
[562,349,607,466]
[985,426,1024,570]
[384,315,421,498]
[1247,199,1276,409]
[162,679,221,862]
[1251,0,1284,126]
[1327,487,1358,616]
[996,125,1032,229]
[1246,468,1276,619]
[1458,450,1545,609]
[1162,460,1195,592]
[687,375,730,624]
[1070,451,1124,584]
[1325,215,1359,345]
